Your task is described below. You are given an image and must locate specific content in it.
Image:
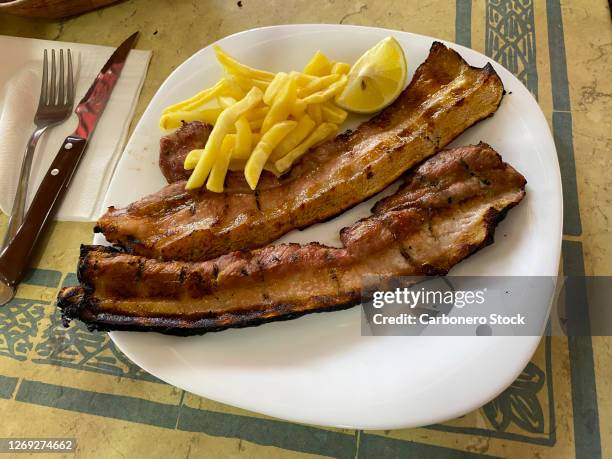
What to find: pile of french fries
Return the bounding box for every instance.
[159,46,351,192]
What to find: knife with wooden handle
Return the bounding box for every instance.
[0,32,139,306]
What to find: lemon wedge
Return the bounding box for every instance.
[335,36,407,114]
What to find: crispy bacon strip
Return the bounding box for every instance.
[58,144,526,335]
[95,42,505,262]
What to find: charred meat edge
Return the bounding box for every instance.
[59,144,526,335]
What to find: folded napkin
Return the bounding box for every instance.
[0,35,151,221]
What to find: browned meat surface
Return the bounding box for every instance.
[159,121,212,183]
[95,42,505,262]
[58,144,526,335]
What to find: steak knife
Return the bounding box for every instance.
[0,32,139,306]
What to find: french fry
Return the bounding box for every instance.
[206,134,236,192]
[303,50,333,76]
[321,101,348,125]
[162,79,242,114]
[214,45,274,81]
[306,103,323,124]
[186,87,263,190]
[297,73,341,98]
[275,122,337,172]
[248,117,265,130]
[263,72,290,105]
[224,77,248,100]
[289,70,317,86]
[159,107,223,130]
[184,148,203,170]
[261,77,296,133]
[233,116,252,159]
[245,120,297,189]
[289,99,307,118]
[228,74,270,92]
[301,75,348,104]
[244,106,270,120]
[218,96,237,108]
[331,62,351,75]
[270,114,316,161]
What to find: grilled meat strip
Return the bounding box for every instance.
[59,143,526,335]
[96,42,505,262]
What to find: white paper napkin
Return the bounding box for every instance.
[0,35,151,221]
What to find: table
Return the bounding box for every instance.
[0,1,610,457]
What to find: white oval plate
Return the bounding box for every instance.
[98,25,562,429]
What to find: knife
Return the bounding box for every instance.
[0,32,139,306]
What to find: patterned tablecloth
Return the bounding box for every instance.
[0,1,610,457]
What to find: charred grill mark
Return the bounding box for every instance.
[186,271,207,297]
[329,268,339,283]
[135,259,145,280]
[426,211,437,239]
[255,257,267,284]
[459,157,495,187]
[375,210,419,270]
[253,257,269,302]
[288,212,297,227]
[213,200,230,227]
[328,266,343,294]
[254,190,261,211]
[323,248,336,263]
[399,245,415,264]
[126,236,141,250]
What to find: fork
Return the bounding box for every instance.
[1,49,75,248]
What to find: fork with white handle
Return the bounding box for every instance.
[1,49,75,248]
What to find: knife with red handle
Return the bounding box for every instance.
[0,32,139,305]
